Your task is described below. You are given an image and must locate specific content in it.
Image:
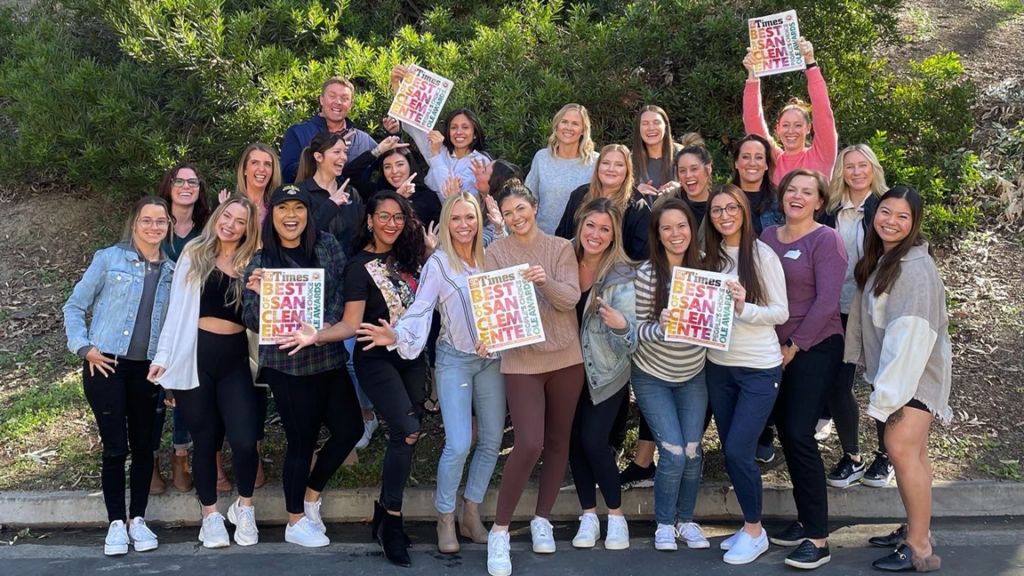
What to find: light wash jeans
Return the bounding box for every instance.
[344,337,373,410]
[631,366,708,526]
[434,341,506,514]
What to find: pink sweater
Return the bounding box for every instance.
[743,67,838,186]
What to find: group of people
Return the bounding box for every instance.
[63,37,951,574]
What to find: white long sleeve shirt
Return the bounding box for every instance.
[706,241,789,369]
[391,251,486,359]
[404,122,490,202]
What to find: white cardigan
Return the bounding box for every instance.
[152,252,202,390]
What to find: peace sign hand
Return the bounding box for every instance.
[470,158,490,193]
[442,172,463,199]
[595,297,627,330]
[375,136,410,156]
[330,179,351,206]
[395,173,417,199]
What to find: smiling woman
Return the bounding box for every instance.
[296,131,365,256]
[157,163,212,262]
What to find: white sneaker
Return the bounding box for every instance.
[723,529,769,565]
[604,515,629,550]
[675,521,710,549]
[104,520,129,556]
[719,527,743,550]
[304,498,326,534]
[285,516,330,548]
[128,517,158,552]
[226,498,259,546]
[530,516,556,554]
[355,416,378,450]
[487,530,512,576]
[572,513,600,548]
[198,512,230,549]
[814,418,833,441]
[654,523,677,551]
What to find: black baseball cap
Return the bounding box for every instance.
[268,184,312,208]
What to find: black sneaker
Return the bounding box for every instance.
[868,525,907,548]
[862,452,894,487]
[784,540,831,570]
[619,462,656,490]
[754,442,775,464]
[826,453,866,488]
[769,521,806,547]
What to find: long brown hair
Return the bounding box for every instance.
[648,198,703,315]
[574,198,634,292]
[122,196,173,245]
[854,186,926,297]
[703,184,767,305]
[632,105,676,186]
[730,134,778,217]
[158,162,211,230]
[235,142,281,206]
[296,131,345,183]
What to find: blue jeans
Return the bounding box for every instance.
[344,337,373,410]
[434,341,506,513]
[153,388,191,451]
[705,361,782,524]
[631,366,708,525]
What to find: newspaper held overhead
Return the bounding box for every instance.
[387,64,454,132]
[468,264,546,353]
[748,10,805,78]
[258,268,325,345]
[664,267,737,351]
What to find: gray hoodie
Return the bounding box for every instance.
[843,242,953,425]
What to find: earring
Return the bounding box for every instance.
[367,225,373,232]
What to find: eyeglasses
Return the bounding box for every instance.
[374,212,406,225]
[709,204,741,219]
[172,178,200,188]
[138,218,171,228]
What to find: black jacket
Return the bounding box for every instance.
[555,184,651,261]
[341,149,442,229]
[299,177,364,258]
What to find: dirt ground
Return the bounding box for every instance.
[0,0,1022,491]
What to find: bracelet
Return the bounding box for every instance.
[371,147,382,158]
[806,61,818,69]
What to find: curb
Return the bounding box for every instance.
[1,480,1021,527]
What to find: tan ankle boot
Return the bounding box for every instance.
[459,501,489,544]
[437,512,460,553]
[170,451,193,492]
[150,454,167,495]
[216,451,233,493]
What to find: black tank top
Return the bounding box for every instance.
[199,269,244,325]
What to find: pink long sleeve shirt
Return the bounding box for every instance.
[743,67,839,185]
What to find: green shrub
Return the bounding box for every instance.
[0,0,978,235]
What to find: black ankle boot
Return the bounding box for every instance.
[379,511,412,567]
[372,500,412,546]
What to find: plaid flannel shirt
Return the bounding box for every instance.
[243,232,348,377]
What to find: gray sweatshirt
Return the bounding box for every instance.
[843,242,953,425]
[525,148,598,235]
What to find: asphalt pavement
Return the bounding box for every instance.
[2,518,1022,576]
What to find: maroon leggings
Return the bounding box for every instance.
[495,363,585,525]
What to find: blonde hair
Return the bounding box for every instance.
[579,144,635,218]
[234,143,281,207]
[183,197,261,310]
[779,97,811,124]
[438,192,485,276]
[546,103,595,163]
[827,144,888,214]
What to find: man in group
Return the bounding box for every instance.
[280,77,379,184]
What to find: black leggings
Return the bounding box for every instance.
[82,356,159,523]
[827,314,887,455]
[263,367,362,514]
[774,334,843,539]
[356,352,428,512]
[570,384,629,510]
[609,381,654,449]
[174,330,259,506]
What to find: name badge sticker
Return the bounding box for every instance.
[784,249,802,260]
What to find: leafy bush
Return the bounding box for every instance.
[0,0,978,235]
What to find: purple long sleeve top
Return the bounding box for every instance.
[761,225,846,350]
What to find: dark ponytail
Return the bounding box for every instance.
[295,131,345,183]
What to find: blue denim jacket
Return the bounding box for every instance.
[580,263,639,404]
[63,244,174,360]
[757,193,786,233]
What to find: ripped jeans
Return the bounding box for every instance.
[631,366,708,526]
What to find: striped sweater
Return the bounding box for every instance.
[632,260,707,382]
